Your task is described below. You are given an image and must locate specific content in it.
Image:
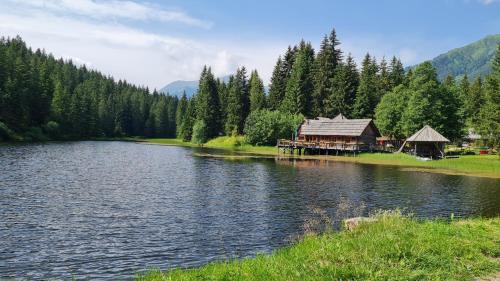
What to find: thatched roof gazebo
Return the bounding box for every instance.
[398,125,450,159]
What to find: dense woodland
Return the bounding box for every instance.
[0,30,499,147]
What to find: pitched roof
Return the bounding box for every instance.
[299,117,380,137]
[332,113,346,120]
[406,125,450,142]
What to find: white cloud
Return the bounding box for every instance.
[0,5,282,89]
[5,0,212,29]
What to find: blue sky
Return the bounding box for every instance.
[1,0,498,89]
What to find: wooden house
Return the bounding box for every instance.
[278,114,381,153]
[399,125,450,158]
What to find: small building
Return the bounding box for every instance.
[400,125,450,158]
[278,114,381,153]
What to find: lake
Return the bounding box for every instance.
[1,141,499,280]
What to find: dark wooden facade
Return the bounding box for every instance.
[278,114,381,154]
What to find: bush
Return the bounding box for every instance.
[244,110,304,146]
[24,127,48,141]
[0,121,17,141]
[42,121,61,139]
[191,120,208,145]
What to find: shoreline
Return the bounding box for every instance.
[137,214,500,280]
[140,139,500,179]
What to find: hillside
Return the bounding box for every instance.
[419,34,500,80]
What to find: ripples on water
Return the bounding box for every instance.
[0,141,499,279]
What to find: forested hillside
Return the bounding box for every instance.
[0,36,178,141]
[1,31,499,148]
[414,34,500,80]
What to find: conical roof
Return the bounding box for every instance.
[406,125,450,142]
[332,113,346,121]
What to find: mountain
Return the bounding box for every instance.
[160,75,231,97]
[413,34,500,80]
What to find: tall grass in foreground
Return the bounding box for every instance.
[137,212,500,281]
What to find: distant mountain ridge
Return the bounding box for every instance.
[160,75,231,97]
[413,34,500,80]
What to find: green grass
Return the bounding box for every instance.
[143,137,500,178]
[144,136,278,155]
[137,213,500,281]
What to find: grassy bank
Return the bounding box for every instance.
[143,137,500,178]
[137,213,500,281]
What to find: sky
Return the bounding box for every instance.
[1,0,499,90]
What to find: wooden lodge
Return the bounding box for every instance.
[398,125,450,159]
[277,114,381,154]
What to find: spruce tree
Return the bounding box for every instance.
[281,41,315,116]
[312,36,334,116]
[352,53,379,118]
[267,57,285,110]
[196,67,221,138]
[326,54,359,118]
[389,56,405,88]
[175,92,188,137]
[225,67,249,134]
[249,70,266,112]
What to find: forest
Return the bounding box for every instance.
[0,30,499,147]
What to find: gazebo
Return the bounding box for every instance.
[399,125,450,158]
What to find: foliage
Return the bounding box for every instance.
[138,214,500,281]
[0,121,17,141]
[42,121,60,139]
[244,110,303,146]
[281,41,315,116]
[249,70,266,112]
[191,120,208,145]
[0,36,178,140]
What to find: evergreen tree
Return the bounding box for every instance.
[196,67,221,138]
[267,57,285,110]
[176,92,188,137]
[326,55,359,118]
[225,67,249,134]
[312,36,334,116]
[281,41,315,116]
[389,56,405,88]
[352,53,379,118]
[249,70,266,112]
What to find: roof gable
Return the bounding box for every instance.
[406,125,450,142]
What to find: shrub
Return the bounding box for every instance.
[191,120,208,145]
[0,121,17,141]
[42,121,61,140]
[24,127,48,141]
[244,110,304,146]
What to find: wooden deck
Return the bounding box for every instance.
[277,139,370,154]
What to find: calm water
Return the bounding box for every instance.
[1,141,499,280]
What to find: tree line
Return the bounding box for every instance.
[1,31,498,147]
[0,36,179,141]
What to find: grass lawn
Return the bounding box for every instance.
[143,137,500,178]
[137,213,500,281]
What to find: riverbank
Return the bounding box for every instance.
[137,213,500,280]
[143,138,500,179]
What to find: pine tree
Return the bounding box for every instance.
[378,57,391,95]
[249,70,266,112]
[176,92,188,137]
[267,57,285,110]
[225,67,249,134]
[389,56,405,88]
[281,41,315,116]
[312,36,334,116]
[196,67,221,138]
[329,28,343,70]
[465,77,484,126]
[326,54,359,118]
[352,53,379,118]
